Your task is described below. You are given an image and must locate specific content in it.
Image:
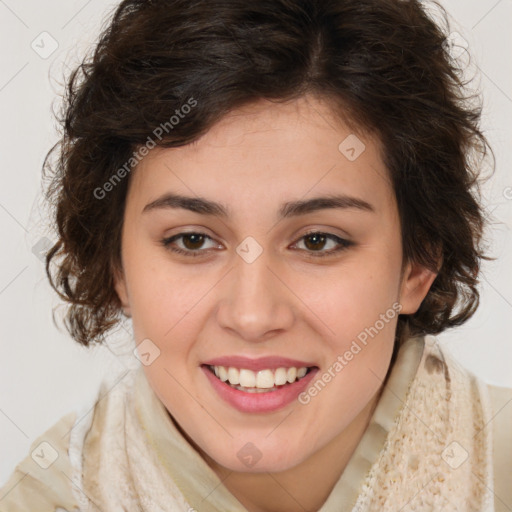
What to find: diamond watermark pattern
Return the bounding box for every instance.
[237,442,263,468]
[338,134,366,161]
[31,32,59,59]
[133,338,161,366]
[31,237,53,262]
[31,441,58,469]
[441,440,468,469]
[236,236,263,264]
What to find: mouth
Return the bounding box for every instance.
[203,364,316,393]
[200,355,320,413]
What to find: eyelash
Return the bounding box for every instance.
[161,230,353,259]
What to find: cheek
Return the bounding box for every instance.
[299,258,401,336]
[121,237,203,332]
[300,269,400,431]
[130,274,200,342]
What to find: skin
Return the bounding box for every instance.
[114,94,437,512]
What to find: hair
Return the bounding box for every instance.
[43,0,492,348]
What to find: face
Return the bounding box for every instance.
[114,94,435,473]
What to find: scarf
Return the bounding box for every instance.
[67,335,496,511]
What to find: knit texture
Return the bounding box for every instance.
[351,336,494,511]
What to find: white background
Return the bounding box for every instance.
[0,0,511,488]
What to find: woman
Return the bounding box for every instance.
[1,0,510,510]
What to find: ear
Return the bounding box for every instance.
[113,266,131,317]
[398,259,439,315]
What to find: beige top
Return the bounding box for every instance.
[1,335,511,511]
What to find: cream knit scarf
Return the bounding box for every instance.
[67,336,495,511]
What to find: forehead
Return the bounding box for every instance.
[127,95,394,220]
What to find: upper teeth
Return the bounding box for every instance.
[211,366,308,388]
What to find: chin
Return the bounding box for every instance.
[205,440,306,474]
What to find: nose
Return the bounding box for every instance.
[216,250,295,342]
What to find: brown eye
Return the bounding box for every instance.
[303,233,329,251]
[161,232,218,257]
[293,231,353,258]
[180,233,207,250]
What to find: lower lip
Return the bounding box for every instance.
[201,366,319,413]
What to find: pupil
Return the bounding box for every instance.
[305,233,325,251]
[184,234,204,250]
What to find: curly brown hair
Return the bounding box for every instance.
[43,0,492,347]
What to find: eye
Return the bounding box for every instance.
[161,232,219,257]
[291,231,353,258]
[161,230,353,258]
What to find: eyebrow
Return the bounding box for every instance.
[142,193,375,218]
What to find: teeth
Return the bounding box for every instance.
[210,365,310,390]
[239,369,256,387]
[227,367,240,385]
[287,367,297,383]
[256,369,275,389]
[274,367,288,386]
[297,367,307,378]
[218,366,228,382]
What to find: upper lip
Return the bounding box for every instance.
[202,356,317,372]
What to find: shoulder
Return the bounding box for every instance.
[0,411,80,512]
[486,382,512,512]
[486,382,512,446]
[0,370,137,512]
[434,339,512,511]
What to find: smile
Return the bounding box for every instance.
[201,357,320,413]
[207,365,312,393]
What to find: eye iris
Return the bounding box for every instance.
[304,233,326,251]
[183,233,205,250]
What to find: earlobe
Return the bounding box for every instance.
[113,266,131,317]
[399,259,439,315]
